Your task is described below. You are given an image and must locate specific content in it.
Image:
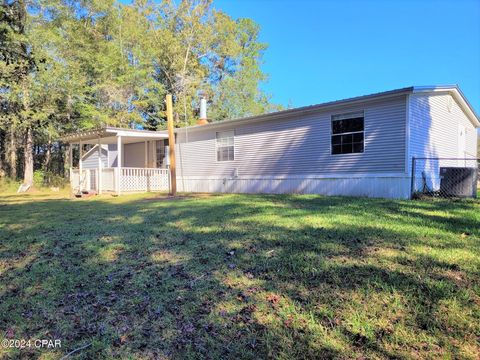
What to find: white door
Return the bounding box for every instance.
[90,170,97,191]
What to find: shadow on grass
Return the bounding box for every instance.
[0,193,479,359]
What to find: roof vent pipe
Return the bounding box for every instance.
[197,98,208,125]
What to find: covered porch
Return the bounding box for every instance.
[62,127,170,195]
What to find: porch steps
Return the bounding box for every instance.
[74,190,97,198]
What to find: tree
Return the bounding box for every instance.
[0,0,278,184]
[207,16,280,120]
[0,0,24,179]
[150,0,279,127]
[0,0,36,183]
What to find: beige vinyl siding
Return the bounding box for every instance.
[176,96,407,177]
[124,142,146,168]
[109,142,157,168]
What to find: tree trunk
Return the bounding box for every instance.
[23,126,33,186]
[8,126,17,179]
[0,130,5,177]
[43,137,52,173]
[63,143,69,179]
[21,71,33,186]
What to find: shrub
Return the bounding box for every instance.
[33,170,45,187]
[44,171,67,188]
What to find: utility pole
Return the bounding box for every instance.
[166,94,176,196]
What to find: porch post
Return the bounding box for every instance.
[97,136,102,194]
[116,135,122,195]
[79,141,83,192]
[68,143,73,180]
[69,143,73,196]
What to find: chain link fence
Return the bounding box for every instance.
[411,157,479,199]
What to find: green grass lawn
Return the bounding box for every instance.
[1,191,479,359]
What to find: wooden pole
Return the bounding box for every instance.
[79,141,83,192]
[166,94,176,195]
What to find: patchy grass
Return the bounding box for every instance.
[0,191,479,359]
[0,179,21,194]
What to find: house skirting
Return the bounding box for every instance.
[176,174,412,199]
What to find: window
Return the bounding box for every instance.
[156,139,168,168]
[216,130,235,161]
[331,112,364,155]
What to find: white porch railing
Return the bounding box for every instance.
[121,168,169,192]
[71,167,169,193]
[71,168,89,192]
[102,168,115,191]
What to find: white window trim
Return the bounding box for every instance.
[330,111,365,156]
[215,129,235,162]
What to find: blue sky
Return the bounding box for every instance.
[214,0,480,113]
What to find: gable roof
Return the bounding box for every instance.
[61,126,169,144]
[60,85,479,143]
[411,85,480,127]
[81,144,107,160]
[175,85,479,132]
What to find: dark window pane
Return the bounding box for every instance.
[332,145,342,154]
[332,117,364,134]
[351,117,364,131]
[342,143,353,154]
[332,135,341,145]
[353,132,363,142]
[341,134,353,144]
[353,143,364,153]
[332,120,343,134]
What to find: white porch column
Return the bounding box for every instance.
[69,144,73,194]
[116,135,122,195]
[97,137,102,194]
[79,141,83,191]
[68,144,73,180]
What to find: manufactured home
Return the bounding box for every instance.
[62,85,479,199]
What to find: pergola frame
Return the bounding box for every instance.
[61,127,168,195]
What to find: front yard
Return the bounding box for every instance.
[0,191,479,359]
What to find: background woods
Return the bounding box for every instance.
[0,0,277,187]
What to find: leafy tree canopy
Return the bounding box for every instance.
[0,0,278,182]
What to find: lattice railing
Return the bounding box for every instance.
[71,167,169,193]
[121,167,169,192]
